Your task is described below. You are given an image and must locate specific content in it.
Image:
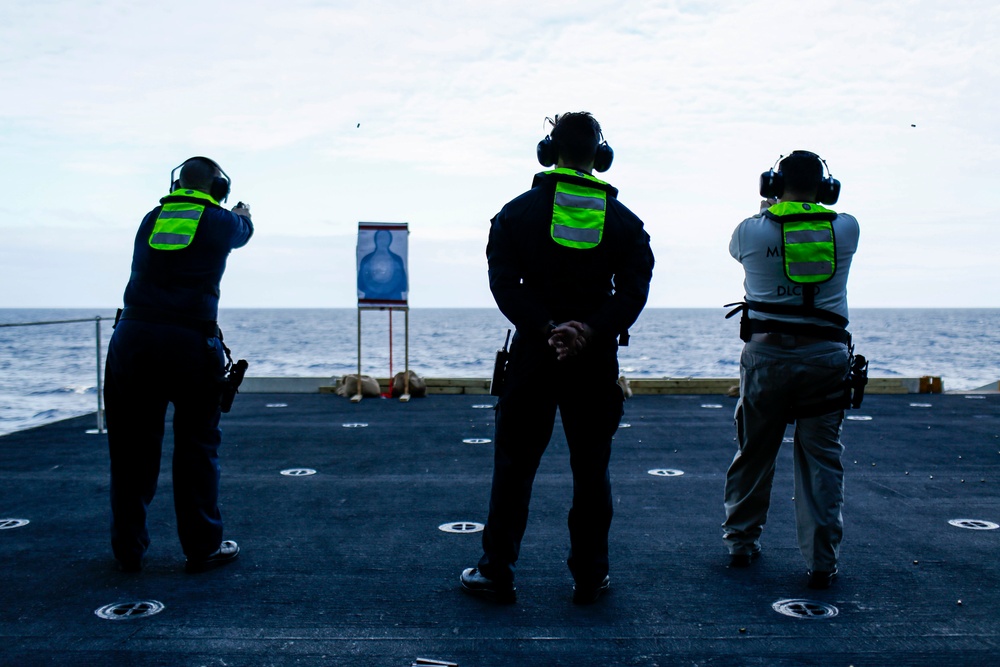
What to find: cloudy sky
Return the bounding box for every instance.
[2,0,997,309]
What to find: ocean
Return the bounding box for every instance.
[1,308,998,436]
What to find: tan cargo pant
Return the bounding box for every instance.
[722,340,850,572]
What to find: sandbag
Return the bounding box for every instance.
[335,374,381,398]
[392,371,426,398]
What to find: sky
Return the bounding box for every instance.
[1,0,998,309]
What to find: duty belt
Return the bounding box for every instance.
[116,306,219,337]
[725,301,850,345]
[744,318,850,345]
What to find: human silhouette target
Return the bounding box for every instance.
[357,223,408,306]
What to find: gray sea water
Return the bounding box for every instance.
[1,308,998,436]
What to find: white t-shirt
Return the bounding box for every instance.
[730,208,860,327]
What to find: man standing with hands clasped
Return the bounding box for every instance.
[723,150,861,590]
[460,112,654,604]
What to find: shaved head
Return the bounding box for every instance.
[178,158,221,191]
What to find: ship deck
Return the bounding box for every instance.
[1,392,998,666]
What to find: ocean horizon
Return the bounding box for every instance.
[2,307,998,436]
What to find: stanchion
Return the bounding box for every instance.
[95,317,105,433]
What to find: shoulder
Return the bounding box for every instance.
[833,211,859,245]
[606,197,647,235]
[835,211,859,227]
[734,212,771,233]
[833,211,859,235]
[494,184,549,223]
[731,213,777,251]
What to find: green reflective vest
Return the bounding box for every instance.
[548,168,609,250]
[765,201,838,284]
[148,189,220,250]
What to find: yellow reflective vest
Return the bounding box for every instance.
[764,201,838,285]
[547,168,609,250]
[148,189,220,250]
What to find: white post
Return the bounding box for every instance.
[352,308,363,403]
[399,307,410,402]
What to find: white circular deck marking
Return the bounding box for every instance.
[846,415,872,421]
[0,519,29,530]
[909,403,933,408]
[619,423,631,428]
[772,599,838,619]
[438,522,484,534]
[280,468,317,477]
[463,438,492,444]
[471,404,494,409]
[266,403,288,408]
[648,469,684,477]
[701,404,724,409]
[342,423,368,428]
[95,600,165,620]
[948,519,999,531]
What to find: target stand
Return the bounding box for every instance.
[353,305,410,403]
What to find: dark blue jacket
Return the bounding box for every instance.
[487,170,653,342]
[123,197,253,322]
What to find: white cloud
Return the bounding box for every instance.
[1,0,999,307]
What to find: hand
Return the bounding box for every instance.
[232,202,251,220]
[548,320,593,361]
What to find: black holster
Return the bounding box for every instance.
[490,329,511,397]
[220,359,248,413]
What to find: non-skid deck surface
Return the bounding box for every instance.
[0,393,998,666]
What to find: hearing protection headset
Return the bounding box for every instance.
[536,115,615,173]
[170,156,231,203]
[759,150,840,205]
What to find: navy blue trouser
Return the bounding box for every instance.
[104,319,228,565]
[478,333,624,586]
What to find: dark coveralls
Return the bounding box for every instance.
[479,169,654,587]
[104,196,252,567]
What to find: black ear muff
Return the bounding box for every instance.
[537,135,615,172]
[209,176,231,203]
[759,169,784,199]
[763,151,841,204]
[170,179,181,193]
[593,141,614,173]
[817,176,841,205]
[537,136,557,168]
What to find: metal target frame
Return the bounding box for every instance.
[354,222,411,404]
